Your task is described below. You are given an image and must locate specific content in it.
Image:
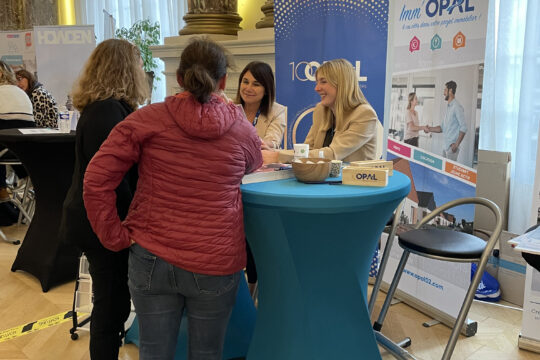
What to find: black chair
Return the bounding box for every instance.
[373,197,502,360]
[0,148,34,245]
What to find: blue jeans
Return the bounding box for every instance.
[128,244,240,360]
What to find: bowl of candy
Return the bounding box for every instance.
[291,158,331,183]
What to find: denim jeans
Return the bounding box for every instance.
[128,244,240,360]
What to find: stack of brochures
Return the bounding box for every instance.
[508,225,540,254]
[241,163,294,184]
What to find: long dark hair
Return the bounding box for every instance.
[235,61,275,117]
[176,37,231,104]
[15,69,37,97]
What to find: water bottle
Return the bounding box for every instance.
[58,106,70,133]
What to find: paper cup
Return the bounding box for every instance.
[293,144,309,160]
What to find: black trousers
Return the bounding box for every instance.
[85,247,131,360]
[404,136,419,147]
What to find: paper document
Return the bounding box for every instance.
[18,128,63,134]
[242,163,294,184]
[509,226,540,254]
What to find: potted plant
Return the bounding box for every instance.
[115,19,161,96]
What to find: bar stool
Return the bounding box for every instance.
[373,197,502,360]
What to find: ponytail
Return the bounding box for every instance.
[176,37,231,104]
[182,64,216,104]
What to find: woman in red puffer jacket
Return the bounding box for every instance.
[83,37,262,360]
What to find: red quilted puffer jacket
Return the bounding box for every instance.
[83,92,262,275]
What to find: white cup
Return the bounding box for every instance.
[293,144,309,160]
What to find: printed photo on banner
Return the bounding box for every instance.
[388,63,482,169]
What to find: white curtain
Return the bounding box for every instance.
[480,0,540,234]
[74,0,188,103]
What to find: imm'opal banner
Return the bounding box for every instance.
[383,0,489,326]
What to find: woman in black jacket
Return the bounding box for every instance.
[59,39,148,360]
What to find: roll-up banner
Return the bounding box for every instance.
[382,0,489,328]
[34,25,96,109]
[520,125,540,347]
[274,0,389,149]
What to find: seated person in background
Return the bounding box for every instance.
[0,61,34,201]
[265,58,378,163]
[236,61,286,150]
[16,69,59,128]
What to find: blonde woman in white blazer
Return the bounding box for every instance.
[236,61,286,150]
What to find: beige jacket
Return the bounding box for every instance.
[254,102,286,149]
[304,102,378,162]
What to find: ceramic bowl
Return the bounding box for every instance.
[292,157,331,183]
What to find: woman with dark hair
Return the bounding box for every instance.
[83,37,262,360]
[16,69,59,128]
[236,61,286,150]
[236,61,285,295]
[59,38,149,360]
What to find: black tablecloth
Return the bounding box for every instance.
[0,128,79,291]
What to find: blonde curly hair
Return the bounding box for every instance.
[72,39,149,111]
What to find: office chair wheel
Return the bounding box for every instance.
[12,240,20,245]
[398,337,412,348]
[71,332,79,340]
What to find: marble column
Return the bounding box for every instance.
[255,1,274,29]
[0,0,58,31]
[180,0,243,36]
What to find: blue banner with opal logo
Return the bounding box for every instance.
[274,0,389,148]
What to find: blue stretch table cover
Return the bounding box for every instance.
[125,274,256,359]
[241,171,411,360]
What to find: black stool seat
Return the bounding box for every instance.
[399,228,486,259]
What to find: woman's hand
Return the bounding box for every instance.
[261,149,279,164]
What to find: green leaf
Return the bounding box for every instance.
[115,19,161,80]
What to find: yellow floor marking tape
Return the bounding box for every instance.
[0,310,88,342]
